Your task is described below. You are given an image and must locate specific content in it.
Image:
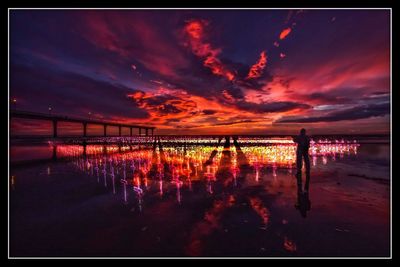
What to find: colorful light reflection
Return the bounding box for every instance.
[52,136,359,205]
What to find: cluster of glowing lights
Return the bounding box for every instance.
[56,137,359,176]
[52,136,359,207]
[238,139,359,169]
[65,136,155,145]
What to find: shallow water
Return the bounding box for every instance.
[9,136,390,257]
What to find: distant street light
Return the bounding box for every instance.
[48,106,52,116]
[12,98,17,110]
[88,112,92,120]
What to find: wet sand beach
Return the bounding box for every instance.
[9,138,390,257]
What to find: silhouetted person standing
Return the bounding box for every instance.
[293,128,311,194]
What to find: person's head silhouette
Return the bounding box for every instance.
[300,128,306,135]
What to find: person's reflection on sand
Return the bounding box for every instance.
[293,128,312,217]
[295,191,311,218]
[293,128,311,194]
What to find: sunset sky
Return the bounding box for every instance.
[10,9,390,135]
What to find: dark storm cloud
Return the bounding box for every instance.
[222,57,274,91]
[295,86,389,105]
[215,119,262,126]
[10,63,149,119]
[202,109,218,115]
[236,78,269,91]
[7,11,319,114]
[174,119,261,128]
[236,101,311,113]
[127,89,198,118]
[223,85,246,100]
[304,92,351,103]
[277,102,389,123]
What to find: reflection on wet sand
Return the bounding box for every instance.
[54,136,359,215]
[11,136,365,256]
[295,192,311,218]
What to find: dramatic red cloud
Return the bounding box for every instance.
[125,86,274,134]
[184,20,235,81]
[79,12,189,78]
[222,89,236,102]
[184,20,205,39]
[11,11,388,136]
[276,50,390,101]
[127,89,197,123]
[247,51,267,79]
[279,27,292,40]
[127,88,212,126]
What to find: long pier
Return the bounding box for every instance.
[10,110,155,137]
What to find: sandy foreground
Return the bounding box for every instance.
[9,158,390,257]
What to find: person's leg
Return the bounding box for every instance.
[296,151,303,193]
[304,152,311,192]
